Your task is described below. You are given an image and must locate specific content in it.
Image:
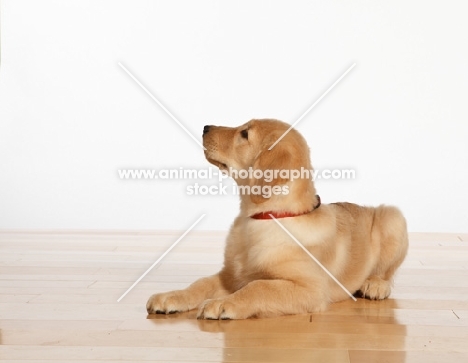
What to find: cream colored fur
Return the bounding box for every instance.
[147,119,408,319]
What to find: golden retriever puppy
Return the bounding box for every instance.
[147,119,408,319]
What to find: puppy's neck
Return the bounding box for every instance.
[239,178,318,218]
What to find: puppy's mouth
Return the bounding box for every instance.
[207,158,228,171]
[203,143,229,170]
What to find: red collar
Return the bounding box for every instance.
[250,195,321,220]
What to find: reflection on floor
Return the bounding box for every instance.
[0,231,467,362]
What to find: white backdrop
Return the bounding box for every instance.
[0,0,467,232]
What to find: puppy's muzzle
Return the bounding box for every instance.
[203,125,212,135]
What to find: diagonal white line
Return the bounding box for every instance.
[118,62,206,150]
[269,215,357,302]
[268,62,356,150]
[117,214,206,302]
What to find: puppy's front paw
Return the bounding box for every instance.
[197,298,245,320]
[146,291,190,314]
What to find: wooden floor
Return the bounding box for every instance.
[0,231,467,362]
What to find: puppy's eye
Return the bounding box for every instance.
[240,129,248,139]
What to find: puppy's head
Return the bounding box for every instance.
[203,119,315,205]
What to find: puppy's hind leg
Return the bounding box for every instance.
[359,276,392,300]
[359,206,409,300]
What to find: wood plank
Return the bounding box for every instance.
[0,346,350,362]
[2,328,467,351]
[349,350,468,363]
[1,230,468,362]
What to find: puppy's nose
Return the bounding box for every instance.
[203,125,212,135]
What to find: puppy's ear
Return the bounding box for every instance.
[249,142,295,204]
